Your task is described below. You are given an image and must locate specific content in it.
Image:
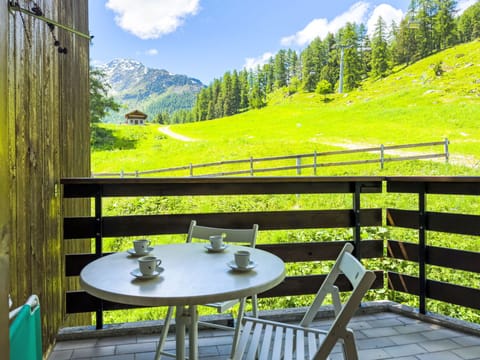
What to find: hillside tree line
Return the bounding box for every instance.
[153,0,480,124]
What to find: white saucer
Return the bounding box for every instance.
[227,260,257,272]
[130,267,164,279]
[205,244,228,253]
[127,247,154,257]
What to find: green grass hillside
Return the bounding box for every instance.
[93,40,480,176]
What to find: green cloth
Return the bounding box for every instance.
[9,304,42,360]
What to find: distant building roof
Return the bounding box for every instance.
[125,110,148,119]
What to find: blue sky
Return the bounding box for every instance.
[89,0,476,84]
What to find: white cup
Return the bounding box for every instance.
[209,235,224,250]
[138,256,161,276]
[234,250,250,269]
[133,239,151,255]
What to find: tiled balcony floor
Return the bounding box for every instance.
[48,303,480,360]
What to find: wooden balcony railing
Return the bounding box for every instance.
[385,176,480,314]
[61,176,480,329]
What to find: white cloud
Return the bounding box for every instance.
[106,0,200,39]
[366,4,403,36]
[243,52,274,70]
[280,2,404,46]
[145,48,159,56]
[281,2,370,46]
[457,0,477,15]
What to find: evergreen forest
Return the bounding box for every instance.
[158,0,480,124]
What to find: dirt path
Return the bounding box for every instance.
[158,126,197,142]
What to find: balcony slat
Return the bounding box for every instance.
[386,209,480,236]
[387,240,480,273]
[387,272,480,310]
[257,240,383,262]
[428,212,480,235]
[65,241,385,277]
[387,178,480,195]
[62,177,383,198]
[64,209,382,239]
[260,271,384,298]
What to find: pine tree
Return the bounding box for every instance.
[263,58,275,94]
[394,16,419,64]
[301,37,325,92]
[211,79,223,119]
[274,50,288,89]
[433,0,457,50]
[338,23,362,92]
[249,67,266,109]
[371,16,390,78]
[89,68,121,124]
[238,69,250,110]
[231,70,241,114]
[286,49,300,83]
[416,0,436,57]
[319,34,338,90]
[357,23,371,78]
[194,88,209,121]
[457,0,480,41]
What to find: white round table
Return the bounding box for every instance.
[80,243,286,360]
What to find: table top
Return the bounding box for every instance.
[80,243,286,307]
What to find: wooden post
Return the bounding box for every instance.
[380,144,385,170]
[444,138,449,163]
[418,185,427,315]
[0,2,10,355]
[352,182,362,259]
[94,190,104,329]
[296,156,301,175]
[313,150,317,175]
[189,163,193,176]
[250,157,254,176]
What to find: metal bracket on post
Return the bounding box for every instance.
[418,184,427,315]
[352,182,362,259]
[95,187,104,329]
[8,2,92,40]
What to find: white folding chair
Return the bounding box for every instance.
[156,220,259,358]
[232,243,376,360]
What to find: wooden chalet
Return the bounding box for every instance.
[125,109,148,125]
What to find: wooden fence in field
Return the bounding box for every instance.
[92,139,450,178]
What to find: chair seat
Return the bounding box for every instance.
[234,317,331,360]
[232,243,375,360]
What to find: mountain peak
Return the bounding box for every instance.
[94,59,204,122]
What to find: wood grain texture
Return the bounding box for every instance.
[0,2,11,356]
[6,0,90,354]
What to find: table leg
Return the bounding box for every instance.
[175,305,187,360]
[188,305,198,360]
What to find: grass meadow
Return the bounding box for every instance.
[92,40,480,325]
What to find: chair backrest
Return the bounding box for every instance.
[300,243,376,358]
[301,243,375,326]
[186,220,258,247]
